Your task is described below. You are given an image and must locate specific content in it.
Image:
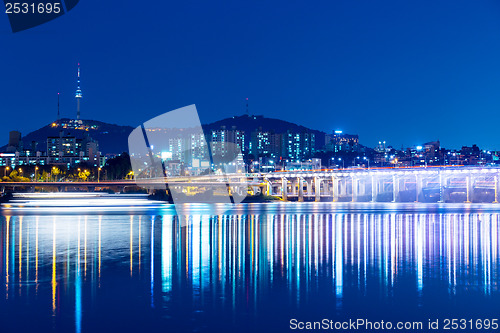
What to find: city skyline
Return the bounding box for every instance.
[2,1,500,150]
[0,108,494,155]
[1,112,498,174]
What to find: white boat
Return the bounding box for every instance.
[1,192,167,210]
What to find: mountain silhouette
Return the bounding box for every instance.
[3,119,133,155]
[204,114,325,149]
[2,115,326,154]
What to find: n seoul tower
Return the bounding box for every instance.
[75,63,83,121]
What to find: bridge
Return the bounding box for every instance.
[262,166,500,203]
[2,166,500,203]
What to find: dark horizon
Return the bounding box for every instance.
[1,113,492,153]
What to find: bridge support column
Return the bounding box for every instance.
[495,175,499,203]
[314,177,321,202]
[466,175,473,203]
[264,180,271,196]
[292,179,298,195]
[392,175,399,202]
[352,177,358,202]
[415,174,423,202]
[438,173,444,203]
[298,178,304,202]
[332,176,339,202]
[340,179,347,198]
[252,185,259,195]
[306,180,313,198]
[359,179,366,198]
[281,178,288,201]
[371,176,377,202]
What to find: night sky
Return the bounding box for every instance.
[1,0,500,149]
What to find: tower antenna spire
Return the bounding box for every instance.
[75,63,82,121]
[57,92,60,121]
[246,97,249,116]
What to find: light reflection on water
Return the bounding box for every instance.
[0,204,500,332]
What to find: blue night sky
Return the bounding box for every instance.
[1,0,500,149]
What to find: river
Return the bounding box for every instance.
[1,202,499,332]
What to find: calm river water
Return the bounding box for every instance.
[1,202,500,332]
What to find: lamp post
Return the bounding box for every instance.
[4,166,9,177]
[35,166,39,182]
[19,168,22,177]
[354,156,360,167]
[98,167,101,183]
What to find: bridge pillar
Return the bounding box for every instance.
[298,178,304,202]
[281,177,288,201]
[340,178,347,198]
[466,174,473,203]
[306,180,313,197]
[332,176,339,202]
[438,173,444,203]
[415,174,423,202]
[442,175,450,203]
[359,179,366,197]
[252,185,259,195]
[392,175,399,202]
[371,175,377,202]
[314,177,321,202]
[352,177,358,202]
[495,175,499,203]
[264,180,271,196]
[292,179,298,195]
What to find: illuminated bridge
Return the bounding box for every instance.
[262,166,500,203]
[2,166,500,204]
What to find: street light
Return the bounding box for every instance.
[35,166,39,182]
[4,166,9,177]
[354,156,360,167]
[98,167,101,183]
